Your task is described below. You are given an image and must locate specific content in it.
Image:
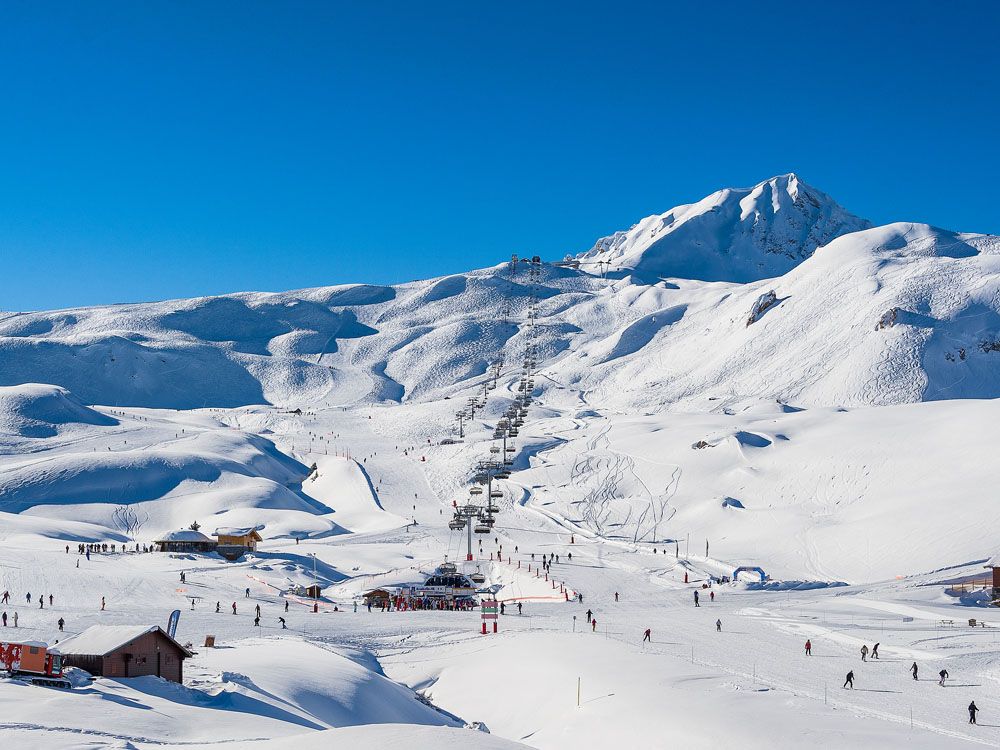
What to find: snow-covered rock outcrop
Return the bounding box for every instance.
[577,173,872,282]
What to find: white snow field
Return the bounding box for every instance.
[2,175,1000,748]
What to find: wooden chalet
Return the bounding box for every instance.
[56,625,193,683]
[213,526,264,561]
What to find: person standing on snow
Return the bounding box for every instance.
[844,671,854,689]
[517,602,522,615]
[805,640,812,656]
[911,662,918,680]
[592,617,597,632]
[232,602,237,615]
[710,591,715,602]
[100,596,105,611]
[279,617,287,629]
[694,591,700,607]
[245,588,250,598]
[643,628,651,642]
[871,642,880,659]
[861,645,868,662]
[216,602,221,613]
[939,669,949,686]
[586,609,593,623]
[716,619,722,632]
[614,592,619,602]
[969,701,979,724]
[57,617,64,631]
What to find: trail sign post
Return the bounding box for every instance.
[481,599,498,634]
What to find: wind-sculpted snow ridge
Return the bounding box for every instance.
[576,173,873,282]
[0,383,118,439]
[0,394,364,539]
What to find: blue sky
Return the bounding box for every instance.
[1,2,998,310]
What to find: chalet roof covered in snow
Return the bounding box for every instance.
[154,529,215,543]
[53,625,193,657]
[213,526,264,537]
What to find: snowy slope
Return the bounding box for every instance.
[553,222,1000,409]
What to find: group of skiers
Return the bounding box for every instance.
[837,646,980,723]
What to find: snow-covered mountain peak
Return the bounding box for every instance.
[578,173,872,282]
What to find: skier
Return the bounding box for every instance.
[710,591,715,602]
[180,572,186,583]
[568,552,572,561]
[861,644,868,662]
[101,596,105,611]
[245,588,250,598]
[805,639,812,656]
[939,669,949,687]
[216,602,221,613]
[232,602,237,615]
[48,594,53,606]
[500,602,505,615]
[614,592,619,602]
[1,591,7,604]
[57,617,64,631]
[844,670,854,689]
[969,701,979,725]
[279,617,287,629]
[285,600,289,613]
[26,593,31,604]
[255,604,261,618]
[517,602,522,615]
[12,612,17,627]
[1,612,6,626]
[643,628,651,642]
[911,662,919,680]
[592,617,597,632]
[716,619,722,632]
[586,609,593,623]
[353,601,358,613]
[871,642,880,659]
[253,615,260,627]
[694,591,699,607]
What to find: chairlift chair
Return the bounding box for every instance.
[474,521,491,534]
[469,486,484,495]
[449,517,466,531]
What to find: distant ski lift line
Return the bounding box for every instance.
[448,254,543,561]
